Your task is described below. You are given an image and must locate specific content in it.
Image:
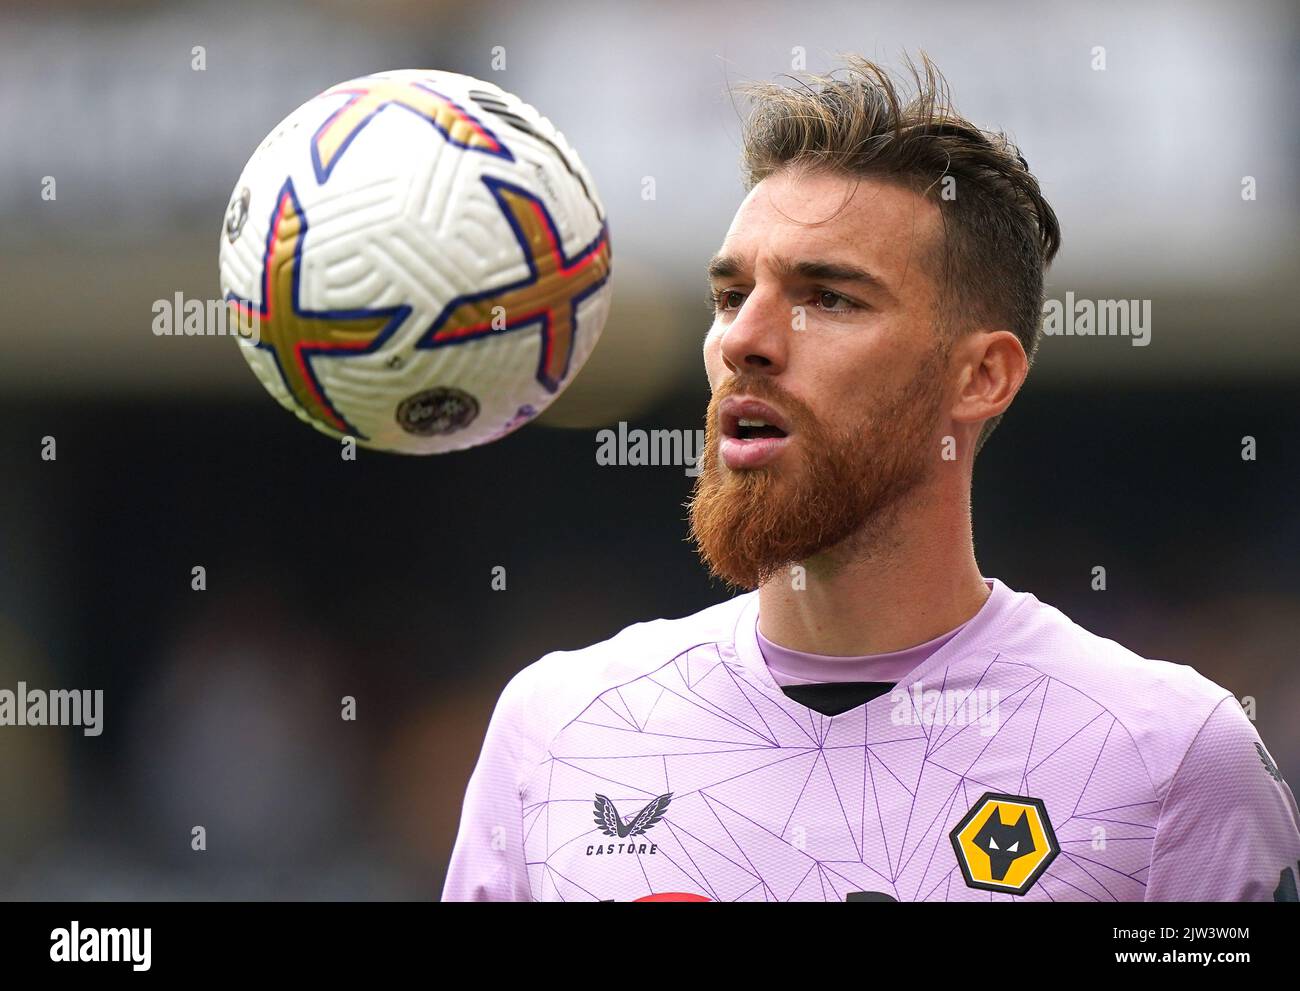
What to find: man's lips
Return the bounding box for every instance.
[718,396,792,437]
[718,396,792,469]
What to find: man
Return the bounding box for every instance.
[441,54,1300,901]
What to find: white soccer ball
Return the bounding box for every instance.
[218,69,612,454]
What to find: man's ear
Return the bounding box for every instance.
[950,330,1028,429]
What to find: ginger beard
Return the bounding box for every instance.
[687,339,952,590]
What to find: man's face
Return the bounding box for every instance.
[688,167,955,589]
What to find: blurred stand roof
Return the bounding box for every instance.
[1,0,1295,422]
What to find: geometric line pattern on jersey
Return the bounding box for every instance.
[522,644,1159,901]
[226,177,411,439]
[311,77,513,186]
[412,176,611,393]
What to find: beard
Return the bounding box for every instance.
[687,340,951,590]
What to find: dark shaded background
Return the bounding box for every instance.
[1,384,1296,898]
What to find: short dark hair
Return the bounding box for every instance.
[736,52,1061,456]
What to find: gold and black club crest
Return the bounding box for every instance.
[950,792,1059,895]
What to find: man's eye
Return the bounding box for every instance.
[710,289,745,312]
[814,290,856,311]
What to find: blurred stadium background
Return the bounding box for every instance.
[0,0,1297,898]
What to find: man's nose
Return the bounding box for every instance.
[718,287,790,375]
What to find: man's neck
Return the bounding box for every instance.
[755,493,989,656]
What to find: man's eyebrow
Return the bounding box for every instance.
[706,253,744,281]
[706,254,896,301]
[778,258,895,298]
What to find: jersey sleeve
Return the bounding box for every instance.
[1146,694,1300,901]
[440,666,544,902]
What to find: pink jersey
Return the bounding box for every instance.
[441,578,1300,901]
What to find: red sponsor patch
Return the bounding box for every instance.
[632,892,711,902]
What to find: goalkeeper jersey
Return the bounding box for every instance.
[441,578,1300,901]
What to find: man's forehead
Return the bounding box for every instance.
[715,171,941,286]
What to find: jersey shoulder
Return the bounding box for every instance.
[492,593,754,769]
[993,587,1239,799]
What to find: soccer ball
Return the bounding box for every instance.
[218,69,612,454]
